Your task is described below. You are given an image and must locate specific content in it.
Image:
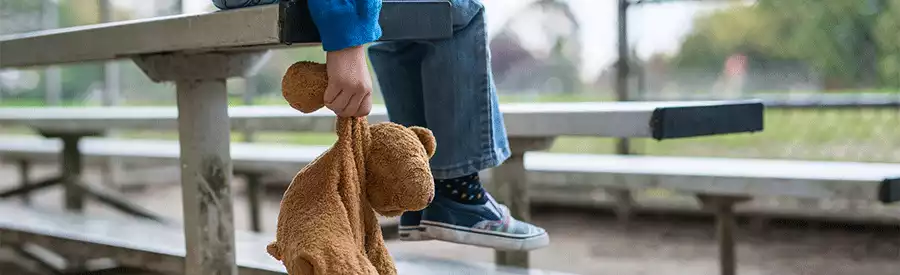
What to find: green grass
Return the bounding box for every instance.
[0,99,83,107]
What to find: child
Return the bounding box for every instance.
[213,0,549,251]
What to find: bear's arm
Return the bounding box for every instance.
[275,157,381,275]
[364,210,397,275]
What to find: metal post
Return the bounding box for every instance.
[176,79,237,275]
[246,173,263,232]
[42,0,61,106]
[715,202,736,275]
[698,195,748,275]
[610,188,634,225]
[133,51,268,275]
[489,137,554,269]
[611,0,637,227]
[61,135,84,212]
[615,0,631,153]
[171,0,184,15]
[98,0,124,189]
[492,154,529,267]
[98,0,120,107]
[242,77,257,142]
[18,160,31,205]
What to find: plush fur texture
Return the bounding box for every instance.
[267,61,436,275]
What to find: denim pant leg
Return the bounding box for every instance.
[368,0,510,180]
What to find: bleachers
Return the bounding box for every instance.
[0,1,779,274]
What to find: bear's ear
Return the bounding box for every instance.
[409,126,436,158]
[282,61,328,113]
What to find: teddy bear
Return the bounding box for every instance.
[266,61,436,275]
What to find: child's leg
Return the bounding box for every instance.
[368,0,548,251]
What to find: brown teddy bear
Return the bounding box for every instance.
[266,61,436,275]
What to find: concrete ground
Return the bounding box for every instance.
[1,163,898,275]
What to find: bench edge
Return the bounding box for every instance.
[279,0,453,45]
[879,178,900,204]
[650,101,765,140]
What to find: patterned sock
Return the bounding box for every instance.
[435,173,488,204]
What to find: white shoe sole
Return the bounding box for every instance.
[421,221,550,251]
[398,225,431,241]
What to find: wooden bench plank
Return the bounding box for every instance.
[0,100,763,139]
[525,153,900,203]
[0,1,453,68]
[0,203,577,275]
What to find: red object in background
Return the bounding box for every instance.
[724,54,747,78]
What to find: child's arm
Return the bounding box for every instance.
[212,0,380,117]
[308,0,382,117]
[308,0,383,52]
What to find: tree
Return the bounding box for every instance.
[671,0,898,89]
[873,0,900,87]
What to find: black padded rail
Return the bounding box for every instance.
[279,0,453,44]
[879,178,900,204]
[650,101,765,140]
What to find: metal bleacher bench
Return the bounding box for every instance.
[4,136,899,275]
[0,136,328,232]
[0,0,770,274]
[527,153,900,205]
[0,202,578,275]
[0,101,766,273]
[0,1,456,274]
[526,153,900,275]
[0,101,766,232]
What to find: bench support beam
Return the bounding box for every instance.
[60,135,85,211]
[489,137,555,269]
[134,51,268,275]
[18,160,31,205]
[15,132,163,221]
[608,188,635,226]
[7,245,65,275]
[243,172,264,233]
[176,78,237,275]
[697,195,750,275]
[0,176,62,199]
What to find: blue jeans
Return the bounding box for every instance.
[213,0,510,179]
[368,0,510,179]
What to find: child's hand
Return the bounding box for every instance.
[324,45,373,117]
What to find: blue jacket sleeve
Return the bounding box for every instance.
[308,0,383,51]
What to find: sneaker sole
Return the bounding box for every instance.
[421,221,549,251]
[398,225,431,241]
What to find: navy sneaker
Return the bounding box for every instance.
[398,210,431,241]
[400,193,549,251]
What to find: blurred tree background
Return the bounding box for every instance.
[2,0,899,105]
[670,0,900,91]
